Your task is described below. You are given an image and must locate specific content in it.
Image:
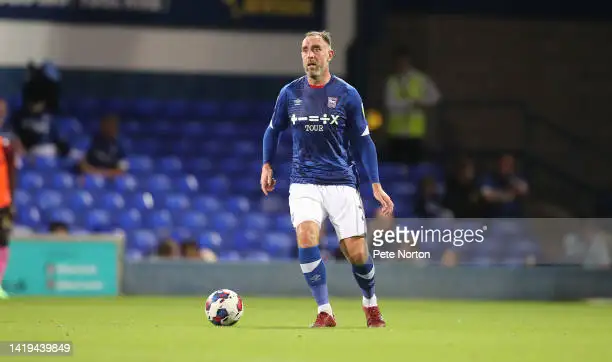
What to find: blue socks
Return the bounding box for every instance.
[298,246,332,314]
[352,256,377,306]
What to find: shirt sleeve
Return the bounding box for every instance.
[346,87,380,183]
[262,87,289,166]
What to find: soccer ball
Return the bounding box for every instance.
[205,289,244,326]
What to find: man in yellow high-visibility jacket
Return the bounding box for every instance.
[384,48,441,165]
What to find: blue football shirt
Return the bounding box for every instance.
[268,75,370,188]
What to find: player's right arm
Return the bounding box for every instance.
[261,87,289,195]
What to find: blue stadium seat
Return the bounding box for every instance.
[14,189,31,209]
[86,209,112,231]
[211,212,238,231]
[122,121,141,134]
[198,231,223,249]
[163,99,189,118]
[234,141,257,156]
[133,98,160,117]
[50,172,75,190]
[104,98,130,115]
[243,251,271,262]
[224,101,251,119]
[174,174,199,193]
[36,190,63,211]
[206,175,231,194]
[263,232,294,258]
[17,206,41,227]
[274,214,293,232]
[183,121,206,136]
[113,174,138,192]
[226,196,250,214]
[129,192,155,210]
[83,174,105,190]
[100,192,125,211]
[185,158,213,173]
[171,227,193,241]
[389,182,415,197]
[128,155,153,174]
[243,212,270,231]
[67,190,94,210]
[177,211,208,229]
[56,117,83,141]
[321,235,340,252]
[219,250,241,262]
[130,229,158,250]
[219,158,245,174]
[33,156,58,170]
[117,209,142,230]
[147,174,172,193]
[162,193,190,210]
[234,230,262,251]
[193,101,220,118]
[49,208,76,225]
[192,195,221,213]
[19,171,44,189]
[146,209,173,229]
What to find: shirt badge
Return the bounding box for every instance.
[327,97,338,108]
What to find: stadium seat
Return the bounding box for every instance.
[17,206,41,227]
[226,196,250,214]
[206,175,231,194]
[51,172,75,190]
[83,174,105,190]
[162,193,190,210]
[163,99,189,119]
[193,101,220,118]
[100,192,125,211]
[49,208,76,225]
[274,214,293,232]
[14,189,31,209]
[243,251,271,262]
[33,156,58,170]
[145,209,173,229]
[263,232,294,258]
[211,212,238,231]
[19,171,44,189]
[147,174,172,193]
[234,230,262,251]
[128,155,153,173]
[192,195,221,213]
[86,209,112,231]
[171,227,193,241]
[130,229,158,250]
[117,209,142,230]
[198,231,223,249]
[185,158,213,173]
[67,190,94,210]
[219,250,241,262]
[176,211,208,229]
[113,174,138,192]
[243,212,270,231]
[129,192,155,210]
[36,190,63,211]
[174,174,199,193]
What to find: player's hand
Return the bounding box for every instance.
[260,163,276,196]
[372,183,394,216]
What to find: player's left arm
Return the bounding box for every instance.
[346,89,394,215]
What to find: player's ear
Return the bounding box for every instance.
[328,49,335,62]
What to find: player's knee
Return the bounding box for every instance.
[296,221,320,248]
[341,236,368,264]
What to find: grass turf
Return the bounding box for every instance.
[1,297,611,362]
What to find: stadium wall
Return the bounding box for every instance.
[0,0,355,101]
[122,261,612,301]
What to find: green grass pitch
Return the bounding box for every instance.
[1,296,611,362]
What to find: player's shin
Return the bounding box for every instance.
[0,244,8,286]
[351,255,377,307]
[298,246,332,315]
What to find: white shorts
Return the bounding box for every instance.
[288,183,366,240]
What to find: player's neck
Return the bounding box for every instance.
[307,72,332,88]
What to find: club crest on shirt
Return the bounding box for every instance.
[327,97,338,108]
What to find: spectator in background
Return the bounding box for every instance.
[384,47,441,165]
[181,239,218,262]
[0,99,24,159]
[49,221,69,235]
[563,220,611,269]
[76,114,128,178]
[9,99,69,158]
[22,60,61,115]
[155,237,180,259]
[480,154,529,218]
[414,176,453,218]
[443,157,482,218]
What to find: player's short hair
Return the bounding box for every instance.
[304,30,332,49]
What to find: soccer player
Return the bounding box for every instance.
[0,134,16,299]
[261,31,394,328]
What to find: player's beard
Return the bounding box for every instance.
[306,63,323,80]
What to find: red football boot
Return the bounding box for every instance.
[310,312,336,328]
[363,306,386,328]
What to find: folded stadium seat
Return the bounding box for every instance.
[198,231,223,250]
[133,138,161,156]
[243,251,271,262]
[18,171,44,190]
[231,178,261,197]
[16,206,41,228]
[55,117,83,142]
[225,196,250,214]
[389,182,416,198]
[151,119,174,135]
[85,209,113,232]
[274,214,293,232]
[206,175,231,195]
[146,174,172,193]
[263,232,294,259]
[200,140,225,157]
[129,192,155,210]
[127,155,153,174]
[163,99,189,119]
[71,97,102,116]
[173,174,199,193]
[14,189,31,209]
[144,209,173,230]
[234,140,257,156]
[122,120,141,135]
[49,207,77,225]
[157,156,183,174]
[117,209,143,231]
[378,163,410,179]
[32,155,58,171]
[255,101,275,119]
[258,194,286,214]
[161,193,190,211]
[224,101,252,119]
[211,123,239,137]
[407,162,444,183]
[66,190,94,210]
[321,235,340,253]
[49,172,76,191]
[170,227,194,242]
[193,101,221,119]
[173,140,198,156]
[176,210,208,229]
[233,230,262,251]
[133,98,161,118]
[36,190,63,211]
[192,195,221,213]
[211,212,238,231]
[219,250,241,262]
[113,174,138,192]
[82,174,106,191]
[103,98,131,116]
[184,158,213,174]
[99,192,125,211]
[182,121,206,137]
[129,229,158,251]
[242,212,270,231]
